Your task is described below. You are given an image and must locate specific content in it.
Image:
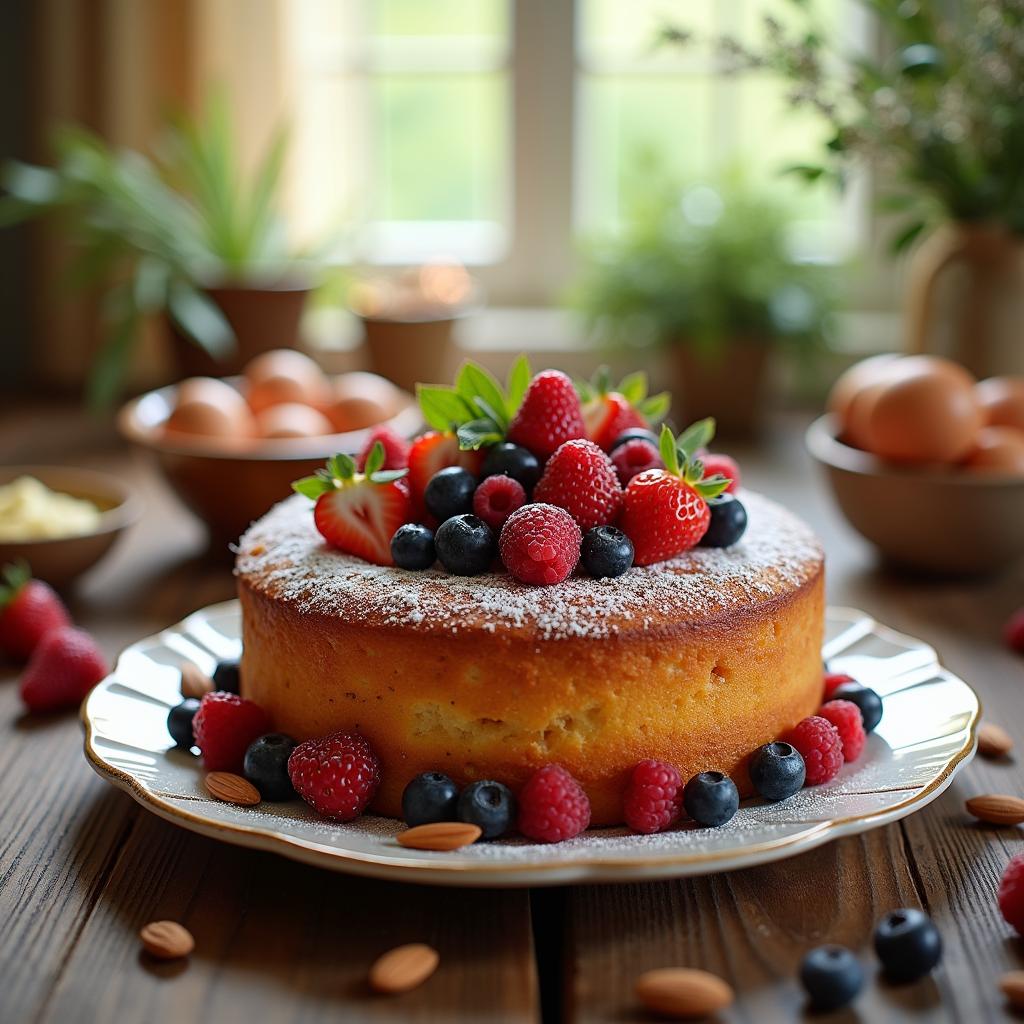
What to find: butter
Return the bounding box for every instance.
[0,476,103,541]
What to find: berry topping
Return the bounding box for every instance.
[293,446,411,566]
[823,671,856,701]
[212,657,241,694]
[434,514,496,575]
[191,691,272,773]
[623,758,683,834]
[831,681,884,734]
[999,854,1024,935]
[167,698,200,750]
[19,626,108,713]
[799,946,864,1011]
[609,427,659,452]
[698,494,748,548]
[473,474,527,531]
[390,523,436,570]
[457,779,516,839]
[357,425,410,471]
[580,525,634,579]
[784,715,844,786]
[288,731,381,821]
[577,367,669,451]
[517,764,591,843]
[748,741,806,802]
[481,442,541,492]
[699,453,740,493]
[407,431,484,518]
[611,438,664,487]
[873,908,943,982]
[534,438,623,530]
[243,733,298,801]
[402,771,460,827]
[424,466,477,522]
[1005,608,1024,654]
[506,369,586,460]
[819,699,867,761]
[0,564,71,662]
[682,770,739,827]
[499,503,582,586]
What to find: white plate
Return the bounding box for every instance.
[82,603,979,887]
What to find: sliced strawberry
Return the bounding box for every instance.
[407,431,484,518]
[576,368,671,452]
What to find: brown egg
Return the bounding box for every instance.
[243,349,331,414]
[165,377,256,439]
[962,426,1024,475]
[827,354,900,426]
[327,372,402,432]
[842,379,890,450]
[256,402,335,439]
[976,376,1024,433]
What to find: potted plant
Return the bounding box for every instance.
[571,178,835,437]
[1,96,322,405]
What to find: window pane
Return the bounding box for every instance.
[579,0,717,64]
[372,0,507,41]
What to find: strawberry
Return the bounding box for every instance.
[618,420,731,566]
[506,370,586,460]
[577,368,670,452]
[293,443,411,565]
[533,438,623,530]
[356,425,410,472]
[19,626,108,713]
[0,563,71,662]
[407,431,484,518]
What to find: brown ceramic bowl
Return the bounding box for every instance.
[806,415,1024,575]
[0,465,139,589]
[118,377,422,550]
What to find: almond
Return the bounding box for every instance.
[140,920,194,960]
[204,771,261,806]
[369,943,440,993]
[635,968,734,1019]
[180,662,214,700]
[978,723,1013,759]
[1000,970,1024,1009]
[965,794,1024,825]
[397,822,482,851]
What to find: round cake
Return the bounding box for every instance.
[236,489,824,826]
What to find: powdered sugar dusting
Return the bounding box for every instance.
[236,491,822,640]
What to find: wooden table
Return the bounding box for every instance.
[2,405,1022,1023]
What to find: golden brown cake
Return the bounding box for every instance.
[235,490,824,826]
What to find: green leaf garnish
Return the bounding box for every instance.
[574,366,671,428]
[292,474,333,500]
[456,362,509,431]
[369,468,408,484]
[676,418,715,461]
[363,440,385,477]
[505,354,531,414]
[659,423,680,476]
[416,385,474,432]
[0,560,30,608]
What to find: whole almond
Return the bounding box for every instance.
[397,822,482,851]
[205,772,261,806]
[965,794,1024,825]
[1000,970,1024,1008]
[978,723,1013,759]
[180,662,214,700]
[635,968,734,1019]
[140,920,194,960]
[369,943,440,993]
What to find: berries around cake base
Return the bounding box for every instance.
[518,764,591,843]
[818,699,866,761]
[623,759,683,834]
[288,731,381,821]
[784,715,844,786]
[192,691,272,773]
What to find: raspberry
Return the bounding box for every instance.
[288,731,380,821]
[517,764,591,843]
[999,854,1024,935]
[1005,608,1024,654]
[534,438,623,530]
[623,759,683,834]
[357,425,410,471]
[506,370,586,460]
[611,438,664,487]
[818,699,866,762]
[192,691,272,772]
[700,453,740,493]
[499,503,582,585]
[823,671,856,701]
[784,715,844,785]
[473,474,526,531]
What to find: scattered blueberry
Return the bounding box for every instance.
[832,681,884,734]
[434,514,495,575]
[391,523,436,570]
[608,428,659,452]
[699,493,748,548]
[749,741,806,802]
[682,770,739,827]
[243,733,298,800]
[425,466,477,522]
[212,657,241,694]
[457,779,516,839]
[581,526,634,578]
[873,908,943,982]
[402,771,460,826]
[167,698,200,751]
[799,945,865,1010]
[482,442,541,492]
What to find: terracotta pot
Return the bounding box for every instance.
[167,282,311,378]
[905,222,1024,378]
[672,340,770,438]
[360,314,459,392]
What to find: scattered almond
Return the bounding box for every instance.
[1000,970,1024,1009]
[397,822,482,851]
[635,967,734,1019]
[978,723,1013,759]
[965,794,1024,825]
[140,920,194,960]
[180,662,214,700]
[204,771,261,806]
[369,943,440,994]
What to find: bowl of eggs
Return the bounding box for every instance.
[806,355,1024,574]
[119,349,422,548]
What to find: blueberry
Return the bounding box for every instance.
[457,780,516,839]
[699,494,748,548]
[391,523,436,570]
[749,741,806,802]
[683,770,739,827]
[608,428,659,452]
[434,514,495,575]
[832,681,884,734]
[799,945,865,1010]
[402,771,460,826]
[482,442,541,492]
[167,698,200,751]
[874,908,942,982]
[243,733,298,800]
[212,657,241,694]
[581,526,634,578]
[425,467,477,522]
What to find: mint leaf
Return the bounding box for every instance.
[417,384,474,432]
[696,474,731,501]
[369,468,409,484]
[364,440,384,477]
[677,418,715,461]
[457,418,503,450]
[659,423,680,476]
[457,361,509,430]
[638,391,670,422]
[618,371,647,405]
[327,452,356,481]
[292,475,332,500]
[505,354,531,415]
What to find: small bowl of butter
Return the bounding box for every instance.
[0,466,139,589]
